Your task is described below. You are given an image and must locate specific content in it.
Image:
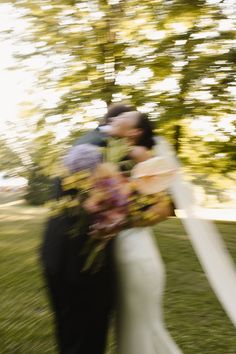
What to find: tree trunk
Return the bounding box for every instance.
[174,124,181,153]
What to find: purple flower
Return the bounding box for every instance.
[95,177,117,188]
[64,144,102,174]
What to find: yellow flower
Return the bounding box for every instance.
[62,170,91,191]
[62,177,77,191]
[75,171,90,180]
[67,199,80,208]
[47,196,72,216]
[78,179,92,191]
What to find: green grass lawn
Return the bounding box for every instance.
[0,196,235,353]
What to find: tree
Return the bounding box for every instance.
[24,164,53,205]
[0,138,23,173]
[5,0,236,180]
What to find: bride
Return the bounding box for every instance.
[109,111,182,354]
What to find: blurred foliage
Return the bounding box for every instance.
[23,132,63,205]
[24,164,53,205]
[2,0,236,191]
[0,138,23,172]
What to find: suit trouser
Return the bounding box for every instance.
[44,266,113,354]
[41,215,115,354]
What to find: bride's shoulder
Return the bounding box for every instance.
[129,146,153,163]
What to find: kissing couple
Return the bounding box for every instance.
[41,103,182,354]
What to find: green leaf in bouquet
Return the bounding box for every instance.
[105,138,130,163]
[82,243,106,273]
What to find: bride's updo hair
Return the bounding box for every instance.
[135,112,155,150]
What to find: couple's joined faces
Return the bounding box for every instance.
[110,111,141,139]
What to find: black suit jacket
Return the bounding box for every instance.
[41,128,108,277]
[75,127,107,147]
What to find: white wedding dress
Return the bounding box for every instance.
[115,227,182,354]
[114,137,236,354]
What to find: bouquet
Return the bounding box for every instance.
[48,143,176,270]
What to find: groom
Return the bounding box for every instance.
[41,103,134,354]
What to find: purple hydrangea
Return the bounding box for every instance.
[64,144,102,174]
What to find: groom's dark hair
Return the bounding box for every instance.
[103,103,135,123]
[136,112,155,149]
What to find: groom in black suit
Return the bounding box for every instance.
[41,103,134,354]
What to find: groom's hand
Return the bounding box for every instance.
[133,194,173,227]
[147,198,173,225]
